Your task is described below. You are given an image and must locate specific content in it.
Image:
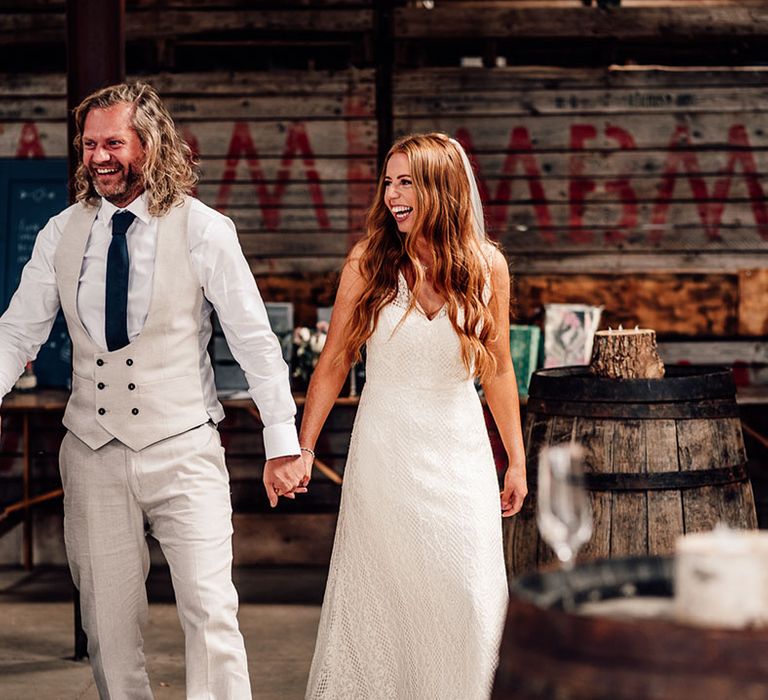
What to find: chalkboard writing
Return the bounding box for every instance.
[0,159,70,388]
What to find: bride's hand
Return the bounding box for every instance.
[500,466,527,518]
[263,455,308,508]
[299,448,314,487]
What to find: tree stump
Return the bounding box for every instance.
[589,328,665,379]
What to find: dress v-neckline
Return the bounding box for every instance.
[398,271,446,322]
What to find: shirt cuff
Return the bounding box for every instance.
[263,422,301,461]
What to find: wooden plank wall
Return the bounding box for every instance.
[394,67,768,355]
[394,3,768,40]
[2,4,767,336]
[0,69,377,324]
[2,0,768,563]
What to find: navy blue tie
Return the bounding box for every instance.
[105,210,136,351]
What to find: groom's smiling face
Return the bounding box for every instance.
[82,102,146,208]
[384,152,417,234]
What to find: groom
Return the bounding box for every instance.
[0,82,308,697]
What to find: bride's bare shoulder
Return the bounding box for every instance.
[336,240,370,301]
[342,240,370,277]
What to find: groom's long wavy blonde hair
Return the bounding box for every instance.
[73,81,198,217]
[340,133,501,383]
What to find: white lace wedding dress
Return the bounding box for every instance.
[306,271,508,700]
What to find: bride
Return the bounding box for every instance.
[299,133,527,699]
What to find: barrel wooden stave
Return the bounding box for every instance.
[646,419,683,555]
[493,557,768,700]
[494,600,768,700]
[505,367,758,577]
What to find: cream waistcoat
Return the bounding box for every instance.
[54,198,210,452]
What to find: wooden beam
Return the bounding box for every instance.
[394,7,768,40]
[657,340,768,365]
[0,7,373,45]
[514,272,739,336]
[0,12,63,44]
[129,9,373,38]
[374,0,394,168]
[66,0,126,199]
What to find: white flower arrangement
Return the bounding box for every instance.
[292,321,329,388]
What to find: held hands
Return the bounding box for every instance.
[263,454,309,508]
[500,466,528,518]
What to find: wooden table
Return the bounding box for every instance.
[0,389,359,569]
[0,390,70,570]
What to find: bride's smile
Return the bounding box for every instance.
[384,152,417,233]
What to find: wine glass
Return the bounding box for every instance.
[536,443,593,572]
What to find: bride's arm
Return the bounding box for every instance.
[481,248,528,517]
[298,245,367,481]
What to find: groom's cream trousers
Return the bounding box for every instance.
[60,422,251,700]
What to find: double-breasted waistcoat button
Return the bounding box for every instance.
[131,408,139,415]
[98,408,106,415]
[96,359,104,366]
[97,382,105,390]
[126,359,133,366]
[128,383,136,391]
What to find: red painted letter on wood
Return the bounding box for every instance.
[216,122,330,231]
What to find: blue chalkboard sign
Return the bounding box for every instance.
[0,159,71,388]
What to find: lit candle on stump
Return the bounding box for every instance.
[589,325,665,379]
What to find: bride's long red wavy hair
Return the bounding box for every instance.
[341,133,501,383]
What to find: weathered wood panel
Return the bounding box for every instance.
[739,269,768,336]
[394,66,768,343]
[610,421,647,557]
[0,6,373,44]
[0,69,377,267]
[506,251,768,275]
[677,419,725,533]
[514,273,739,336]
[398,65,768,91]
[232,513,337,566]
[415,0,755,7]
[645,419,684,555]
[3,65,768,340]
[656,340,768,365]
[395,68,768,269]
[394,6,768,39]
[396,86,768,117]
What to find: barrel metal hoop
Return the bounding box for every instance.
[583,465,749,492]
[526,398,740,420]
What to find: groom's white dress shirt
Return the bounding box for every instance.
[0,192,299,459]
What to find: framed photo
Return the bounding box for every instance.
[265,301,294,364]
[212,302,294,394]
[543,303,603,368]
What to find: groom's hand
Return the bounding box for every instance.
[263,455,308,508]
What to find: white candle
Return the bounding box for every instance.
[674,527,768,629]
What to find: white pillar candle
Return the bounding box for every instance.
[674,526,768,629]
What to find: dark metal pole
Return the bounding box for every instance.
[66,0,126,660]
[66,0,126,203]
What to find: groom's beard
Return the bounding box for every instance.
[89,160,145,206]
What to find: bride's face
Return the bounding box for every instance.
[384,152,417,234]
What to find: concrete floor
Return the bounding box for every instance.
[0,566,327,700]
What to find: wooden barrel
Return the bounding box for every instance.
[504,365,757,576]
[492,556,768,700]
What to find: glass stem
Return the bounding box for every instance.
[561,554,576,612]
